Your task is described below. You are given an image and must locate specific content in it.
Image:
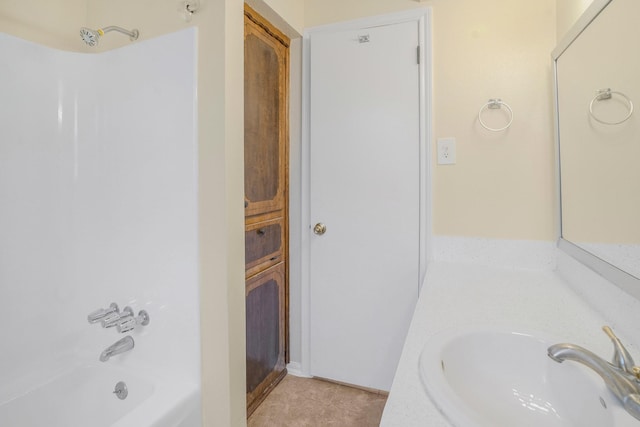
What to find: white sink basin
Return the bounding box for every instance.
[419,327,638,427]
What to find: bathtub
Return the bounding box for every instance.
[0,364,200,427]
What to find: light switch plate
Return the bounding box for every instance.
[437,137,456,165]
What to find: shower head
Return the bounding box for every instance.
[80,26,139,47]
[79,28,101,46]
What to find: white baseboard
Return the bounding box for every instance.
[286,362,311,378]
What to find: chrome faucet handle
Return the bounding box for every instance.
[116,310,150,333]
[101,306,134,328]
[87,303,119,324]
[603,326,636,373]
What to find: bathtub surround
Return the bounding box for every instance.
[0,29,200,426]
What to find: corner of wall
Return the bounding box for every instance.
[555,0,596,42]
[0,0,87,50]
[245,0,303,38]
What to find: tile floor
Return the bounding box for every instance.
[248,375,388,427]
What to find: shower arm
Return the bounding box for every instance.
[100,26,139,41]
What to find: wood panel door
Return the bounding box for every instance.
[244,7,288,219]
[244,4,289,417]
[245,263,286,409]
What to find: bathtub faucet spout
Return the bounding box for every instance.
[100,336,135,362]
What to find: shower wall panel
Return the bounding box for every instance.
[0,34,77,389]
[0,29,199,398]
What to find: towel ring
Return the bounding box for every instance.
[589,88,634,125]
[478,99,513,132]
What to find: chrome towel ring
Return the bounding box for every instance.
[478,98,513,132]
[589,88,634,125]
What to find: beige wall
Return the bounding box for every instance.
[264,0,304,34]
[304,0,558,241]
[557,0,594,40]
[0,0,86,49]
[0,1,247,426]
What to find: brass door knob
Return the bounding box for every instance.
[313,223,327,235]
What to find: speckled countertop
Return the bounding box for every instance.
[379,261,629,427]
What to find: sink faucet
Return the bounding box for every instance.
[548,326,640,421]
[100,335,135,362]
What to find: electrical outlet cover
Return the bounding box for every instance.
[437,138,456,165]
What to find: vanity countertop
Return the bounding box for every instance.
[380,261,623,426]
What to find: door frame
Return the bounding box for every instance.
[299,8,433,377]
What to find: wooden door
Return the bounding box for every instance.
[308,20,421,391]
[244,8,287,218]
[244,4,289,416]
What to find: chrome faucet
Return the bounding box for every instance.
[87,303,119,324]
[548,326,640,421]
[100,336,135,362]
[116,310,150,333]
[101,306,134,328]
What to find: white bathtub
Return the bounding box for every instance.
[0,364,200,427]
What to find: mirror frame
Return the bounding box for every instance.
[553,0,640,300]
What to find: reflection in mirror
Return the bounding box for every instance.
[555,0,640,282]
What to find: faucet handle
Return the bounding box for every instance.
[603,326,636,373]
[101,306,134,328]
[87,303,119,324]
[116,310,150,333]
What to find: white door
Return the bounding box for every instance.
[309,19,422,391]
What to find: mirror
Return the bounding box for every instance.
[554,0,640,286]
